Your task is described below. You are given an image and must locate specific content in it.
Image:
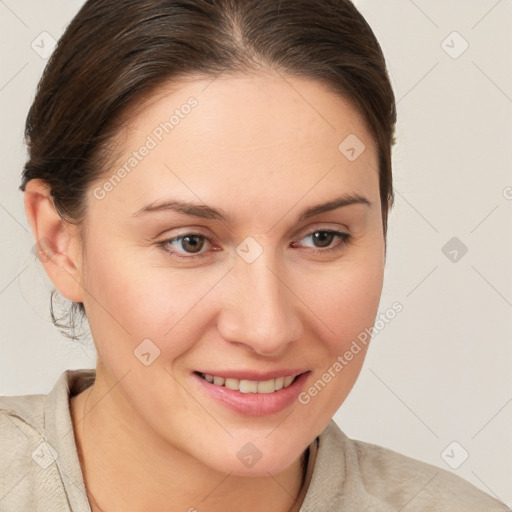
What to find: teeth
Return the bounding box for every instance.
[213,376,225,386]
[240,380,258,393]
[257,379,276,394]
[283,376,294,387]
[200,373,298,393]
[224,378,239,391]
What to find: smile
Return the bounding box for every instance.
[192,370,311,416]
[197,372,298,393]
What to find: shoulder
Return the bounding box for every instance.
[0,391,47,460]
[0,391,46,432]
[316,421,509,511]
[0,371,84,511]
[0,391,53,509]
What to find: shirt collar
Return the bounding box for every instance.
[44,368,96,511]
[299,420,347,511]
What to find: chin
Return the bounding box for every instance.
[201,435,308,478]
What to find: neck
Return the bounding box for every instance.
[70,368,312,512]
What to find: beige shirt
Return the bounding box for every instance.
[0,368,508,511]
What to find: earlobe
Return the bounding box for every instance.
[23,179,85,303]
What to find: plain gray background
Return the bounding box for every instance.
[1,0,511,506]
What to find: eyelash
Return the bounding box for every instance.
[156,229,352,260]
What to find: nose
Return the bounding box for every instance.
[216,250,303,357]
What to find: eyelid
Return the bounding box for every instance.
[295,222,350,239]
[157,223,352,259]
[156,222,348,242]
[291,228,351,252]
[156,231,216,259]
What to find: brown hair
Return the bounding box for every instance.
[20,0,397,341]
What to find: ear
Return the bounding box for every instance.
[23,179,85,303]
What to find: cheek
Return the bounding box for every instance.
[291,253,383,423]
[295,250,384,353]
[82,239,224,360]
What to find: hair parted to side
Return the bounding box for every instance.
[20,0,397,341]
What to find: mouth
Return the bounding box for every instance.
[192,369,311,416]
[194,371,302,394]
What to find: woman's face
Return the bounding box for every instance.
[78,71,385,476]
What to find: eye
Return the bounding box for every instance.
[157,228,351,260]
[157,233,213,259]
[292,229,351,253]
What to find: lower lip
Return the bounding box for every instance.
[192,372,311,417]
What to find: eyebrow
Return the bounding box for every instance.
[131,193,371,223]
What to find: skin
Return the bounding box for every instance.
[24,71,385,512]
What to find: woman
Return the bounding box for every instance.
[0,0,507,510]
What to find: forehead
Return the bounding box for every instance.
[124,72,375,151]
[92,72,379,219]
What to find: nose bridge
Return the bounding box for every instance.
[218,250,302,355]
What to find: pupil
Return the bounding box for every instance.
[313,231,333,248]
[182,235,203,253]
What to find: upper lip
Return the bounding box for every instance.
[194,369,310,381]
